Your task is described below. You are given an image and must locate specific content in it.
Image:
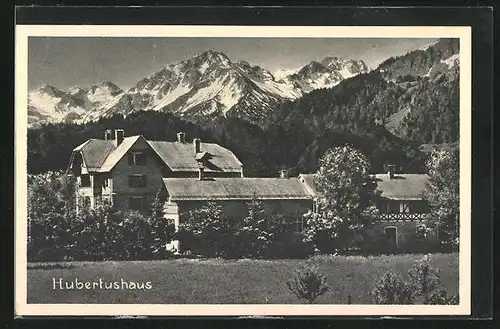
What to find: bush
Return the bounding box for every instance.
[27,173,175,261]
[286,264,330,304]
[372,271,415,304]
[265,232,314,259]
[179,200,310,259]
[372,254,458,305]
[179,202,235,258]
[148,188,176,258]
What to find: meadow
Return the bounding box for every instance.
[27,252,458,304]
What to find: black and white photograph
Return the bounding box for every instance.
[15,24,471,316]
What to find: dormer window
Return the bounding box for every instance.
[128,151,146,166]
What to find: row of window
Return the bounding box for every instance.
[381,200,428,214]
[81,174,148,187]
[79,175,147,188]
[78,195,147,211]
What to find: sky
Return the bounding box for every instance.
[28,37,437,91]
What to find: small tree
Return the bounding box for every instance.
[73,204,126,261]
[235,198,274,258]
[286,264,330,304]
[180,202,233,257]
[408,254,458,304]
[149,188,176,258]
[302,145,379,252]
[27,171,77,261]
[423,147,459,248]
[121,210,152,260]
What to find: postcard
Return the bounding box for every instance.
[15,24,471,316]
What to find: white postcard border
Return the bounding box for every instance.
[15,24,472,316]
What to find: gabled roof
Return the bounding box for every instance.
[99,136,142,172]
[298,173,324,198]
[147,141,242,172]
[162,177,315,201]
[72,139,115,171]
[298,173,430,200]
[373,174,430,200]
[70,135,243,173]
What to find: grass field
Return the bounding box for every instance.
[27,253,458,304]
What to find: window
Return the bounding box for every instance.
[128,196,145,210]
[384,226,397,246]
[82,196,91,209]
[80,175,91,187]
[128,152,147,166]
[128,174,147,187]
[295,216,304,233]
[103,177,111,188]
[401,201,410,213]
[386,200,400,213]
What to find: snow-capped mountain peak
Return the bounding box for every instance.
[29,50,369,126]
[279,57,369,92]
[194,49,232,67]
[273,68,299,81]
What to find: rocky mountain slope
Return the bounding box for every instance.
[28,82,123,126]
[28,50,368,126]
[377,38,460,140]
[264,38,460,147]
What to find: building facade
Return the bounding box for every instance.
[68,130,438,253]
[161,175,315,252]
[67,129,244,214]
[299,167,439,252]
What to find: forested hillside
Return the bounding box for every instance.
[27,110,427,176]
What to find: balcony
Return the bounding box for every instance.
[377,212,431,221]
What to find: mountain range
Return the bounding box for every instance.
[28,38,460,146]
[28,50,369,126]
[27,38,460,176]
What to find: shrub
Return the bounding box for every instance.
[149,188,176,258]
[372,271,415,304]
[408,254,457,304]
[286,264,330,304]
[27,174,175,261]
[27,172,78,262]
[179,202,235,258]
[265,232,314,259]
[180,200,307,259]
[372,255,458,305]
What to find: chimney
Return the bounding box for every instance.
[279,169,289,179]
[114,129,124,147]
[104,129,113,140]
[198,162,205,181]
[387,164,396,179]
[177,132,186,143]
[193,138,201,153]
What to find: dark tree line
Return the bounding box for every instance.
[27,108,427,176]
